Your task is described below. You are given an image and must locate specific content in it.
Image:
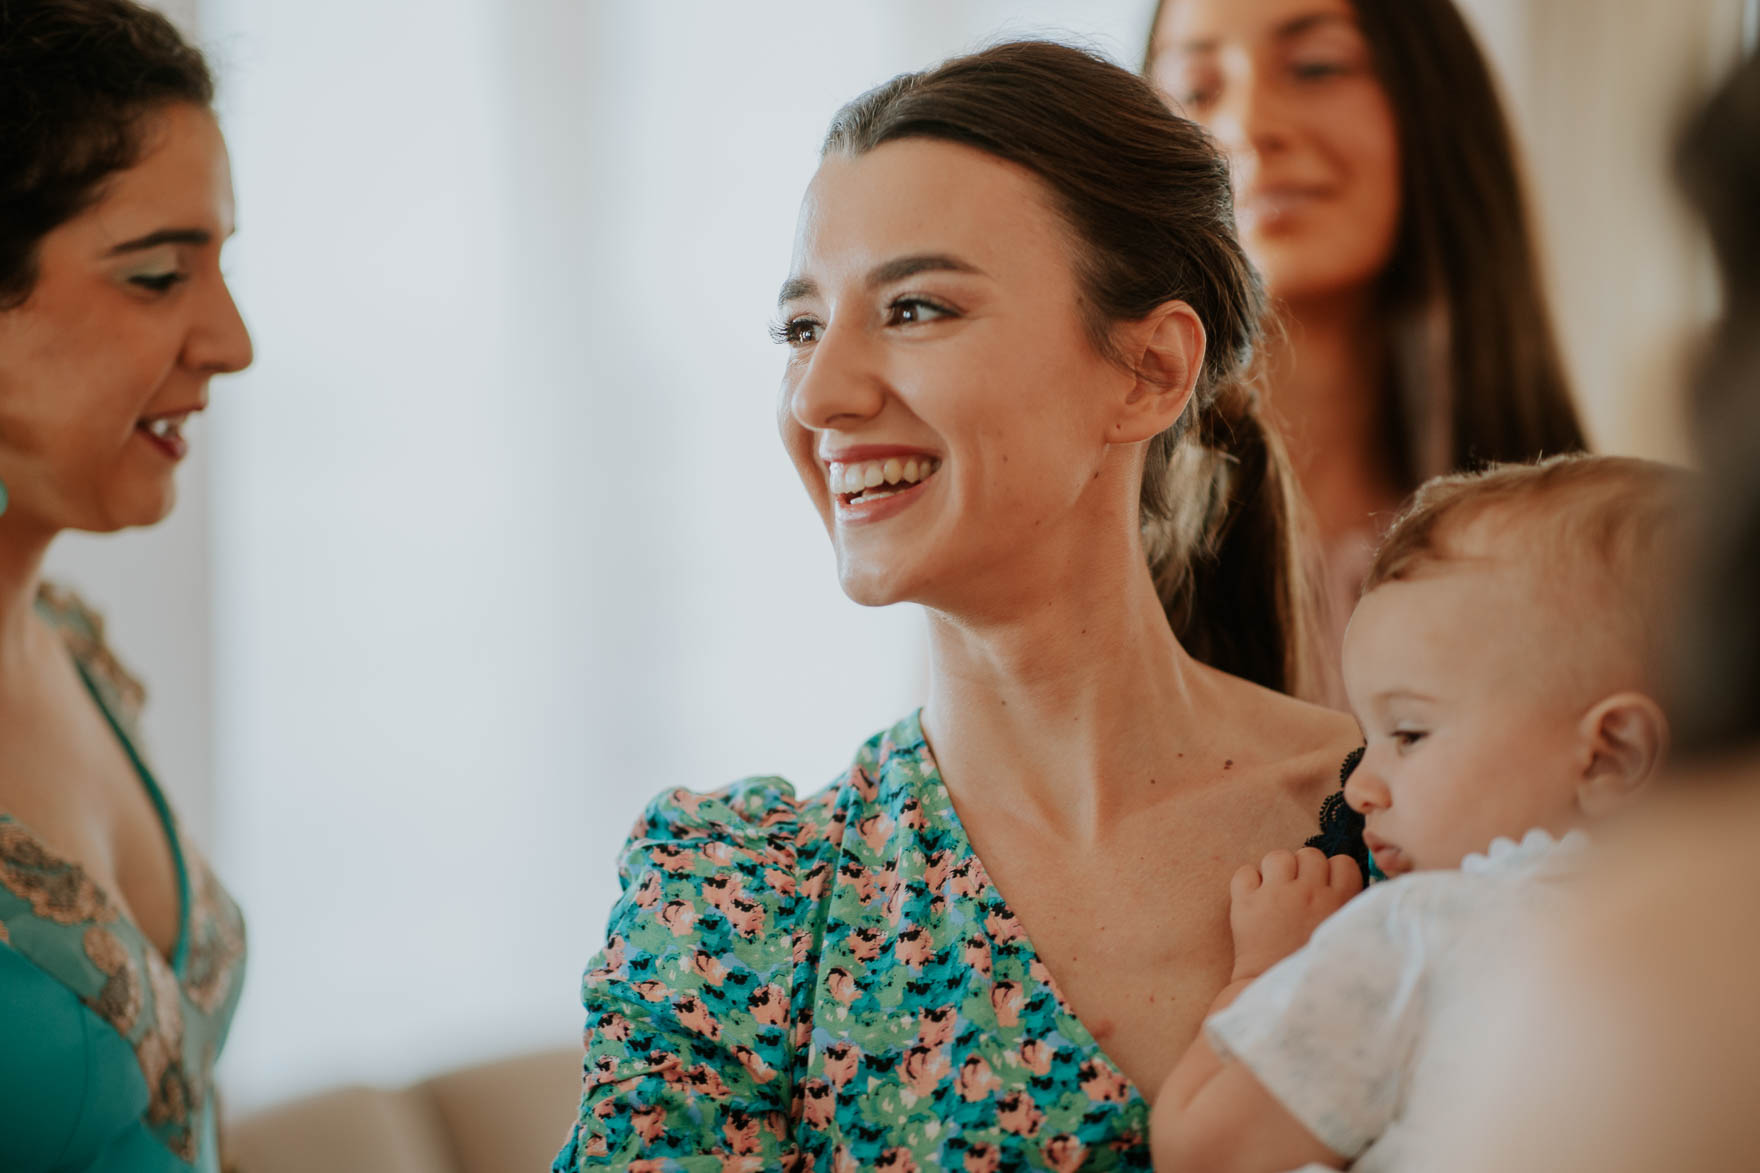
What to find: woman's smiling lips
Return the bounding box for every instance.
[135,406,200,462]
[820,444,942,526]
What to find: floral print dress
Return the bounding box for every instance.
[0,587,247,1172]
[557,711,1167,1172]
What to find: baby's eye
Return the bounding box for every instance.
[1391,729,1427,751]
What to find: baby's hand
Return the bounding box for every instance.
[1228,847,1363,982]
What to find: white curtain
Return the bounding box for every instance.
[198,0,1153,1111]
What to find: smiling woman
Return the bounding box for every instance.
[0,3,251,1171]
[1145,0,1588,703]
[555,39,1362,1172]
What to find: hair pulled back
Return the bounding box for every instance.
[1146,0,1587,485]
[823,40,1317,697]
[1,0,214,310]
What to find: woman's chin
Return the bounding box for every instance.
[836,559,918,610]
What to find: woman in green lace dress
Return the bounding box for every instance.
[0,3,253,1169]
[555,42,1362,1171]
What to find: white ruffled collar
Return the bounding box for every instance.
[1459,827,1590,876]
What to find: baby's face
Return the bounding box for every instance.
[1339,560,1590,873]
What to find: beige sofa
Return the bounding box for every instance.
[229,1047,581,1173]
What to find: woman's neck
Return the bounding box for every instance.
[0,522,54,672]
[920,529,1218,843]
[1265,290,1405,542]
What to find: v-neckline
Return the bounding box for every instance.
[896,708,1149,1115]
[0,642,192,977]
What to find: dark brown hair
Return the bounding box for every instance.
[1,0,213,310]
[1669,50,1760,762]
[1146,0,1587,488]
[823,40,1319,697]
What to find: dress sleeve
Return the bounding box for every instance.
[1203,883,1427,1159]
[553,778,807,1172]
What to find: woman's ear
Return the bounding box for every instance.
[1108,300,1206,445]
[1575,692,1670,817]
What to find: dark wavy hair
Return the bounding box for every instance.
[1145,0,1588,488]
[1,0,213,310]
[823,40,1320,697]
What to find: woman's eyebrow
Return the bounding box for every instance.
[104,227,213,255]
[777,253,986,308]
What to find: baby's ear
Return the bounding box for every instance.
[1575,692,1669,817]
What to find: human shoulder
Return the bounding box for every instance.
[1205,666,1361,809]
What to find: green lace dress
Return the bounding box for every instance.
[0,587,248,1172]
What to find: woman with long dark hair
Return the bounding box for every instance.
[554,40,1361,1170]
[1147,0,1588,700]
[0,3,251,1169]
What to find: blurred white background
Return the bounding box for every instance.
[41,0,1745,1115]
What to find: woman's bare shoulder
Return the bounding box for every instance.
[1204,666,1361,806]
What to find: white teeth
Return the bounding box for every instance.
[825,457,942,504]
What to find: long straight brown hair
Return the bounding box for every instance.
[823,41,1321,697]
[1146,0,1588,488]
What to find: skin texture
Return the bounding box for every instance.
[0,102,250,961]
[776,137,1358,1096]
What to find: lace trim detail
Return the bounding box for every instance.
[1304,746,1368,882]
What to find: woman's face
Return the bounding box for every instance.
[1149,0,1401,304]
[0,102,252,534]
[775,139,1137,611]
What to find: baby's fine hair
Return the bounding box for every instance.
[1366,454,1692,681]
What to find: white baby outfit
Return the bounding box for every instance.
[1205,828,1589,1173]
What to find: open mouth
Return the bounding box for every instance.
[827,456,940,508]
[1362,833,1412,877]
[136,412,192,461]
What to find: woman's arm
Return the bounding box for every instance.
[554,781,804,1172]
[1151,847,1360,1173]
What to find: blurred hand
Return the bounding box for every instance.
[1229,847,1363,982]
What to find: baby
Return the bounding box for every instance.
[1150,454,1688,1173]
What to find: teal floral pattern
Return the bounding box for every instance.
[554,712,1151,1171]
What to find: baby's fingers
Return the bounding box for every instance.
[1258,850,1299,884]
[1295,846,1332,885]
[1329,853,1366,896]
[1231,863,1264,899]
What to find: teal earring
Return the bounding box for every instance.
[0,477,8,518]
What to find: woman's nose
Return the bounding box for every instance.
[1210,68,1294,165]
[785,323,886,433]
[185,274,254,375]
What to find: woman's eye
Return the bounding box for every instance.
[129,272,188,294]
[1292,60,1349,82]
[768,317,821,347]
[886,297,952,327]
